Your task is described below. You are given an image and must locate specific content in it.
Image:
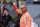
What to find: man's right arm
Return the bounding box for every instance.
[13,2,22,14]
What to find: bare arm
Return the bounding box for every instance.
[1,6,3,15]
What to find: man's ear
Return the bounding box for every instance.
[26,8,27,11]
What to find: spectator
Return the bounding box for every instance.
[0,0,7,14]
[2,9,12,27]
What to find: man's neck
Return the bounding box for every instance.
[6,13,9,16]
[23,11,27,13]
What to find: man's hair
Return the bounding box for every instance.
[5,9,9,12]
[21,4,26,6]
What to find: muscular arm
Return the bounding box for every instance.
[13,5,22,14]
[26,13,31,27]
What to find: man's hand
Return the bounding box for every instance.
[13,1,17,5]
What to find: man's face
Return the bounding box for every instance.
[20,5,27,13]
[4,10,8,14]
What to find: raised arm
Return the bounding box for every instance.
[13,1,22,14]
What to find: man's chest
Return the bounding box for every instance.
[20,14,27,21]
[4,15,9,19]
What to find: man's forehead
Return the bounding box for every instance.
[20,5,26,8]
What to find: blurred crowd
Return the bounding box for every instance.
[0,0,13,27]
[0,0,20,27]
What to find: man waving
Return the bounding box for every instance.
[13,1,31,27]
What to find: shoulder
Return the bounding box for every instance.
[26,13,31,17]
[7,14,12,17]
[26,12,30,16]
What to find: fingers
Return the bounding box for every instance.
[13,1,17,5]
